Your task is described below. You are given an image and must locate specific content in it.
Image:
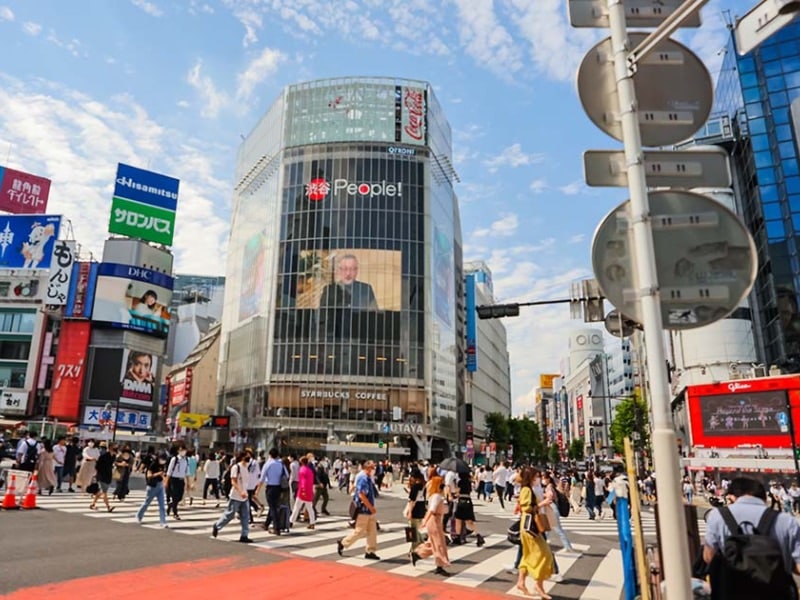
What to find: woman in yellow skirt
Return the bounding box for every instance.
[517,467,555,598]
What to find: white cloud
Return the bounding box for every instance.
[506,0,600,82]
[177,99,190,108]
[189,0,214,15]
[186,60,230,118]
[22,21,41,36]
[237,47,286,100]
[472,213,518,238]
[529,178,547,194]
[450,0,524,79]
[46,31,86,58]
[484,143,543,173]
[0,6,13,21]
[559,180,583,195]
[224,3,263,46]
[0,74,231,275]
[131,0,163,17]
[569,233,585,244]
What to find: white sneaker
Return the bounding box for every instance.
[503,564,518,574]
[160,524,169,529]
[550,574,564,583]
[136,517,143,524]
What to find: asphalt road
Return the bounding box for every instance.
[2,479,623,599]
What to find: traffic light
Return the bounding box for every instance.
[476,303,520,319]
[378,440,384,448]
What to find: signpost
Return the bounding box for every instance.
[577,33,713,148]
[592,190,757,330]
[734,0,800,55]
[583,148,731,188]
[568,0,702,28]
[567,0,788,595]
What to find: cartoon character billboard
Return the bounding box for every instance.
[0,214,61,269]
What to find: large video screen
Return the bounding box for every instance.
[91,263,173,337]
[699,390,790,437]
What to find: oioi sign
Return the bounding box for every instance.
[108,163,179,246]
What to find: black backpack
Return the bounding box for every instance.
[710,506,797,600]
[556,490,571,518]
[21,440,38,467]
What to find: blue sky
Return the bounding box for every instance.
[0,0,755,413]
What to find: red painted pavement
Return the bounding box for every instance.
[3,554,508,600]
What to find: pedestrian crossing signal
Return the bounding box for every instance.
[378,440,384,448]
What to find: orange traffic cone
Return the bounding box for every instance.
[21,472,38,509]
[2,474,18,509]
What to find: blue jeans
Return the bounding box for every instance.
[55,466,64,490]
[215,498,250,539]
[549,509,575,551]
[137,482,167,525]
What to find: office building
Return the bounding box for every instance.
[218,77,463,460]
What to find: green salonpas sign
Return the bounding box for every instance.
[108,196,175,246]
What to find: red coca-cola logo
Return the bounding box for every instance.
[403,88,425,141]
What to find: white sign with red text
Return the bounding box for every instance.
[400,86,426,146]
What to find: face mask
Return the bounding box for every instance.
[88,442,94,447]
[158,459,166,465]
[179,451,187,457]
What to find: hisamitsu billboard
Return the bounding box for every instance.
[109,163,179,246]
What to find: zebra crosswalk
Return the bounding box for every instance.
[379,487,706,540]
[36,490,628,599]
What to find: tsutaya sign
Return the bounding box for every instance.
[375,421,431,436]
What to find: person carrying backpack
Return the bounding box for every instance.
[703,476,800,600]
[15,431,39,473]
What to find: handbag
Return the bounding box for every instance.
[112,467,122,482]
[507,520,521,545]
[404,526,417,543]
[535,511,551,533]
[522,512,538,536]
[86,481,100,494]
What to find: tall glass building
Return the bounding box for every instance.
[219,77,463,460]
[708,19,800,367]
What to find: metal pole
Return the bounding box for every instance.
[606,2,692,599]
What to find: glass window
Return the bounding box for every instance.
[779,141,797,161]
[743,86,761,104]
[787,176,800,194]
[758,167,777,185]
[0,364,26,387]
[738,57,755,74]
[746,101,764,118]
[776,125,793,142]
[764,62,784,79]
[760,45,781,62]
[740,73,759,88]
[770,91,789,107]
[763,202,782,220]
[754,151,774,169]
[750,119,767,135]
[767,219,786,239]
[0,340,30,360]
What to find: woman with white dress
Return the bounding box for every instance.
[76,439,99,493]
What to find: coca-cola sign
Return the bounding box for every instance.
[401,86,426,145]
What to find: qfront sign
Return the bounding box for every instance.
[108,163,179,246]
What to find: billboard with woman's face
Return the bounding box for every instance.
[120,349,157,408]
[91,263,173,337]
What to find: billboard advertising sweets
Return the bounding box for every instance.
[91,262,173,337]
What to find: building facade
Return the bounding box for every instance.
[712,20,800,369]
[463,261,511,450]
[218,77,463,460]
[165,274,225,366]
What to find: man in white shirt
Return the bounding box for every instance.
[212,450,253,543]
[165,448,189,520]
[53,437,67,492]
[492,463,508,509]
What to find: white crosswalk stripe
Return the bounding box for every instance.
[36,491,628,598]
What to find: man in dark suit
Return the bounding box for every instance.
[318,254,378,344]
[319,254,378,311]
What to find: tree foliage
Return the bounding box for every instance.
[609,393,650,455]
[568,438,585,461]
[484,412,546,462]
